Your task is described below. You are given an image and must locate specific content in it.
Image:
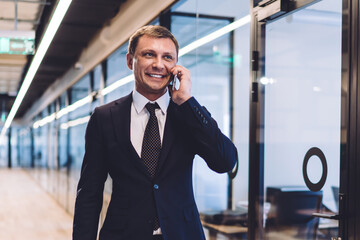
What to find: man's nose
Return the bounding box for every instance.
[152,56,165,69]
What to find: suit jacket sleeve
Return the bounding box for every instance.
[73,108,108,240]
[176,97,238,173]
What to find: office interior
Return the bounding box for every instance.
[1,0,360,239]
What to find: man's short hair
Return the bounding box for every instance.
[128,25,179,57]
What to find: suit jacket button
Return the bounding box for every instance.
[154,184,159,189]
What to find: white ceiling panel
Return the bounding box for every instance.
[0,0,44,98]
[18,2,42,20]
[0,3,15,19]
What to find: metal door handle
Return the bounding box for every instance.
[312,212,339,220]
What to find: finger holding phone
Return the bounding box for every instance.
[170,65,192,105]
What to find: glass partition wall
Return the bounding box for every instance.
[171,11,233,213]
[249,0,342,239]
[264,2,341,239]
[170,1,251,238]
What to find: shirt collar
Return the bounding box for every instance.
[132,88,170,115]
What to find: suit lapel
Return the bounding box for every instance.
[110,93,151,178]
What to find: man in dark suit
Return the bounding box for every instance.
[73,25,238,240]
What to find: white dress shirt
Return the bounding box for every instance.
[130,89,170,158]
[130,89,170,235]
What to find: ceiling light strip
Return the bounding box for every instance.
[101,74,134,96]
[32,95,92,129]
[0,0,72,137]
[60,115,90,130]
[56,95,92,120]
[178,14,251,57]
[33,113,56,129]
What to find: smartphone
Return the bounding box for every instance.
[169,73,177,91]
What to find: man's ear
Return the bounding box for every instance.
[126,53,133,70]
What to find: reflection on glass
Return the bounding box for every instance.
[70,74,91,120]
[35,108,48,168]
[93,64,102,92]
[67,75,92,215]
[263,0,341,239]
[92,64,102,111]
[17,128,32,167]
[172,12,231,213]
[10,127,19,168]
[171,1,251,239]
[171,0,250,239]
[58,92,68,169]
[106,43,134,102]
[48,103,56,169]
[0,135,8,167]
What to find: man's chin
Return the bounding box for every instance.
[149,87,168,95]
[147,83,168,92]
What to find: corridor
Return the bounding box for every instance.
[0,169,72,240]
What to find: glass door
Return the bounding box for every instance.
[249,0,343,239]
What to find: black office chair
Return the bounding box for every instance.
[265,186,323,239]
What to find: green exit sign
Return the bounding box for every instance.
[0,31,35,55]
[0,37,35,55]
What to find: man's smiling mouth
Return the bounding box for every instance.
[147,73,166,79]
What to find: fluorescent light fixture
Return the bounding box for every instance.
[0,0,72,138]
[56,95,92,119]
[32,95,92,128]
[33,113,56,129]
[260,77,268,85]
[61,115,90,130]
[101,74,134,96]
[179,14,251,57]
[32,74,134,128]
[18,13,251,132]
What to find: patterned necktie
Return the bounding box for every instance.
[141,102,161,231]
[141,102,161,177]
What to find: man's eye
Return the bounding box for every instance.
[164,55,173,60]
[144,53,153,57]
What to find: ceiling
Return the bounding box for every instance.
[0,0,126,121]
[0,0,47,120]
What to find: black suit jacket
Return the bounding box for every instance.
[73,93,238,240]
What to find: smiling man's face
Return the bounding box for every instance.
[127,35,177,101]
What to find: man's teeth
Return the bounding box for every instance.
[149,74,163,78]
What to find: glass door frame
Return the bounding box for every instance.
[248,0,359,239]
[341,0,360,239]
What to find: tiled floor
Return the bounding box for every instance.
[0,168,72,240]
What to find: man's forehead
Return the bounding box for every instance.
[137,36,177,52]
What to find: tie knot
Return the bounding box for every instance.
[145,102,160,116]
